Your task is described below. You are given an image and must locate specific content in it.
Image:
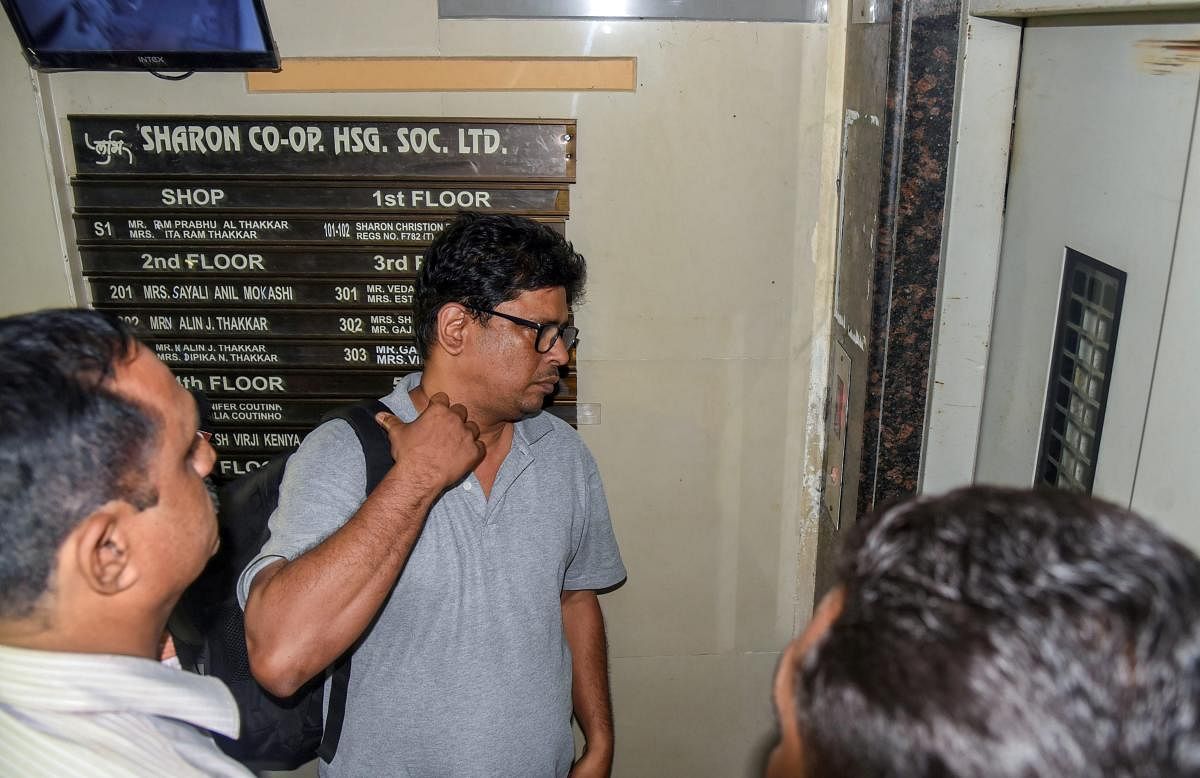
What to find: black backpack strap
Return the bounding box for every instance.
[317,398,394,764]
[318,658,352,764]
[335,399,395,492]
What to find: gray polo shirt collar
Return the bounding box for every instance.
[386,372,556,451]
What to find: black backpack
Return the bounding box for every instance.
[169,399,392,771]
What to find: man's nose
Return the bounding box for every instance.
[546,334,570,365]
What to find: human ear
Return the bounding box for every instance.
[74,504,140,596]
[436,303,471,356]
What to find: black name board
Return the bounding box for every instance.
[76,214,564,245]
[81,247,426,277]
[207,398,346,426]
[211,429,308,453]
[150,340,419,369]
[70,114,579,480]
[217,457,276,479]
[73,180,569,214]
[175,368,577,401]
[176,369,416,398]
[93,279,416,308]
[111,309,415,339]
[71,117,575,180]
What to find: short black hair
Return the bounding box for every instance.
[794,486,1200,777]
[414,212,587,357]
[0,308,159,619]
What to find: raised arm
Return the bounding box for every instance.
[244,393,482,697]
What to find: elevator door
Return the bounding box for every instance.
[976,15,1200,515]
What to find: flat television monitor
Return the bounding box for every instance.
[1,0,280,72]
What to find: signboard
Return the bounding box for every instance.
[73,180,569,214]
[70,114,580,480]
[75,214,563,244]
[81,247,426,277]
[176,369,419,398]
[176,368,577,400]
[91,279,417,308]
[217,457,277,479]
[207,398,347,426]
[70,117,576,180]
[149,339,421,369]
[211,429,306,453]
[110,309,415,339]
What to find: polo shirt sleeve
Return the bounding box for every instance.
[562,452,627,591]
[236,419,367,608]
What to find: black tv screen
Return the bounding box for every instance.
[2,0,280,72]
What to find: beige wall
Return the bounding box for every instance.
[0,22,74,313]
[0,3,838,775]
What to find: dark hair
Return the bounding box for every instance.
[0,308,159,619]
[794,486,1200,778]
[414,212,587,357]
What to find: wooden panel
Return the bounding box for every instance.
[247,57,637,93]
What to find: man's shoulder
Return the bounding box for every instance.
[289,408,375,464]
[0,646,243,743]
[0,703,252,778]
[278,422,354,480]
[517,411,604,485]
[290,391,410,462]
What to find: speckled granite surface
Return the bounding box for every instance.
[858,0,961,513]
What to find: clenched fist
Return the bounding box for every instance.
[374,392,484,492]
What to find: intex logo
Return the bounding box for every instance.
[137,55,167,65]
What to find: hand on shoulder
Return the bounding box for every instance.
[375,392,484,492]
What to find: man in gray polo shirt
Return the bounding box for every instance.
[239,213,626,778]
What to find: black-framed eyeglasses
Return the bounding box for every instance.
[467,306,579,354]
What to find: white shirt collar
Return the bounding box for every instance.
[0,643,240,738]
